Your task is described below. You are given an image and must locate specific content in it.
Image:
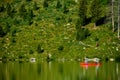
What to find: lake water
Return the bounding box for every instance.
[0,61,120,80]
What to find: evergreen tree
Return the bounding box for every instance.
[78,0,87,27]
[43,0,48,8]
[28,10,34,20]
[76,0,88,41]
[0,25,5,37]
[56,0,62,8]
[33,2,39,10]
[90,0,103,28]
[26,0,32,1]
[6,3,12,16]
[37,44,44,53]
[4,22,11,33]
[63,4,69,14]
[19,4,27,18]
[0,4,5,12]
[27,10,34,25]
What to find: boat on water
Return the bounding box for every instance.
[80,62,101,67]
[80,57,101,67]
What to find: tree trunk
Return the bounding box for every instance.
[112,0,115,32]
[118,0,120,38]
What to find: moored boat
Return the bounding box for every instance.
[80,62,101,67]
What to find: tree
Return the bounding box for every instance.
[28,10,34,20]
[43,0,48,8]
[56,0,62,9]
[4,22,11,33]
[63,4,69,14]
[27,10,34,25]
[0,25,5,37]
[37,44,44,53]
[33,2,39,10]
[6,3,12,16]
[112,0,115,32]
[118,0,120,38]
[78,0,87,27]
[19,4,27,18]
[75,0,88,41]
[0,4,5,12]
[90,0,103,28]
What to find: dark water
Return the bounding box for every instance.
[0,61,120,80]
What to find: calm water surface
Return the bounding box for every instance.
[0,61,120,80]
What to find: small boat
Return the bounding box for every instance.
[80,62,101,67]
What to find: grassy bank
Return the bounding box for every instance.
[0,0,120,62]
[0,23,120,62]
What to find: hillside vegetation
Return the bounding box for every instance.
[0,0,120,61]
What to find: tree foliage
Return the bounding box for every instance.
[19,4,27,18]
[76,28,90,41]
[0,25,5,37]
[0,4,5,12]
[78,0,87,26]
[56,0,62,9]
[43,0,48,8]
[90,0,103,27]
[33,2,39,10]
[6,3,12,16]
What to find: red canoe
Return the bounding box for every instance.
[80,62,101,67]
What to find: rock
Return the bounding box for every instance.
[110,58,114,61]
[30,58,36,63]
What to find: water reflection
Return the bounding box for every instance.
[0,62,120,80]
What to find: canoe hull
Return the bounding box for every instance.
[80,62,101,67]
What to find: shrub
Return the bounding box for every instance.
[76,28,90,41]
[37,44,44,53]
[26,0,32,1]
[19,55,24,59]
[43,0,48,8]
[6,3,12,16]
[11,37,16,43]
[58,45,64,51]
[33,2,39,10]
[63,4,69,14]
[0,25,6,37]
[56,0,62,9]
[94,36,99,41]
[84,28,90,37]
[29,50,34,54]
[27,10,34,20]
[11,28,17,36]
[4,22,11,33]
[13,18,20,25]
[0,4,5,12]
[19,4,27,19]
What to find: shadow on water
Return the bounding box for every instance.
[0,61,120,80]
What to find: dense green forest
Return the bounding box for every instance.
[0,0,120,62]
